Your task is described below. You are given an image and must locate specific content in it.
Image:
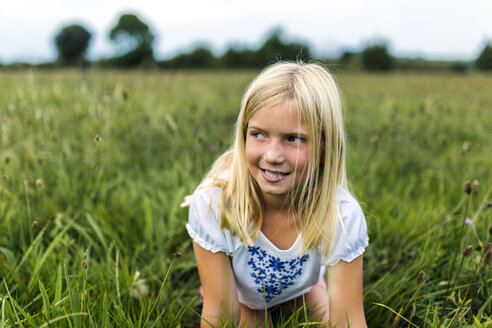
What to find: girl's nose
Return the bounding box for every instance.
[264,140,285,164]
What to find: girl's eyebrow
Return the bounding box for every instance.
[247,124,308,137]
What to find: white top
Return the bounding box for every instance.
[186,182,369,310]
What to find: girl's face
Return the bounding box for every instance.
[245,102,310,205]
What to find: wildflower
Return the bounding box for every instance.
[94,134,102,143]
[81,260,88,270]
[134,271,141,281]
[36,178,43,188]
[130,279,149,299]
[417,271,426,284]
[173,251,182,259]
[465,218,473,226]
[464,181,472,195]
[463,245,473,257]
[472,180,479,188]
[32,221,38,229]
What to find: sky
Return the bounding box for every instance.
[1,0,492,64]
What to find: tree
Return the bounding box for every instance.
[475,43,492,71]
[256,28,311,66]
[361,44,394,71]
[109,13,154,67]
[54,24,92,66]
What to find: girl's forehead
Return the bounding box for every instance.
[247,103,307,131]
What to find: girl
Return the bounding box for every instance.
[187,62,368,327]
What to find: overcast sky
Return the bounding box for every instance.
[1,0,491,64]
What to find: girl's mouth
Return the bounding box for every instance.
[261,168,290,182]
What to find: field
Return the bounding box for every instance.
[0,69,491,327]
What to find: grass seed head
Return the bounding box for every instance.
[464,181,472,195]
[472,180,479,188]
[463,245,473,257]
[173,251,182,259]
[94,134,101,143]
[36,178,43,188]
[32,221,38,229]
[485,250,492,265]
[417,271,426,284]
[81,259,88,270]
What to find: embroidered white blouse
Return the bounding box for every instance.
[186,182,369,310]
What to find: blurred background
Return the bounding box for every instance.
[2,0,492,71]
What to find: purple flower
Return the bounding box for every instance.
[465,218,473,226]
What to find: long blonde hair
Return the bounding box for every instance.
[203,62,347,257]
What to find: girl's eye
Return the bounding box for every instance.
[287,135,306,143]
[251,131,265,139]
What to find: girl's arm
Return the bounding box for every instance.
[327,255,367,328]
[193,241,241,327]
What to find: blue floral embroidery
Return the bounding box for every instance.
[247,246,310,302]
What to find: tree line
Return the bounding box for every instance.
[6,12,492,71]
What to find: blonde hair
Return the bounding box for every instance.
[203,62,347,257]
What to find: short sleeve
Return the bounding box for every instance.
[322,189,369,266]
[186,184,236,256]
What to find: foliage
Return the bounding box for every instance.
[161,46,218,69]
[108,13,154,67]
[0,70,491,327]
[159,28,311,69]
[361,43,394,71]
[54,24,92,66]
[475,43,492,71]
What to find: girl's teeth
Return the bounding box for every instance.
[264,170,285,178]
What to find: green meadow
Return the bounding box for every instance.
[0,69,491,327]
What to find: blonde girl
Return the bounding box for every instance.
[187,62,368,327]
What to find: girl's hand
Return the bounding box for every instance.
[327,255,367,328]
[193,241,240,327]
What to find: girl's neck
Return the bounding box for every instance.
[262,193,298,214]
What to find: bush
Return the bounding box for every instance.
[362,44,394,71]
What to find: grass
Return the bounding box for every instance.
[0,69,491,327]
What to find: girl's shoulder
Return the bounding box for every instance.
[322,187,369,266]
[337,187,364,218]
[186,174,241,256]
